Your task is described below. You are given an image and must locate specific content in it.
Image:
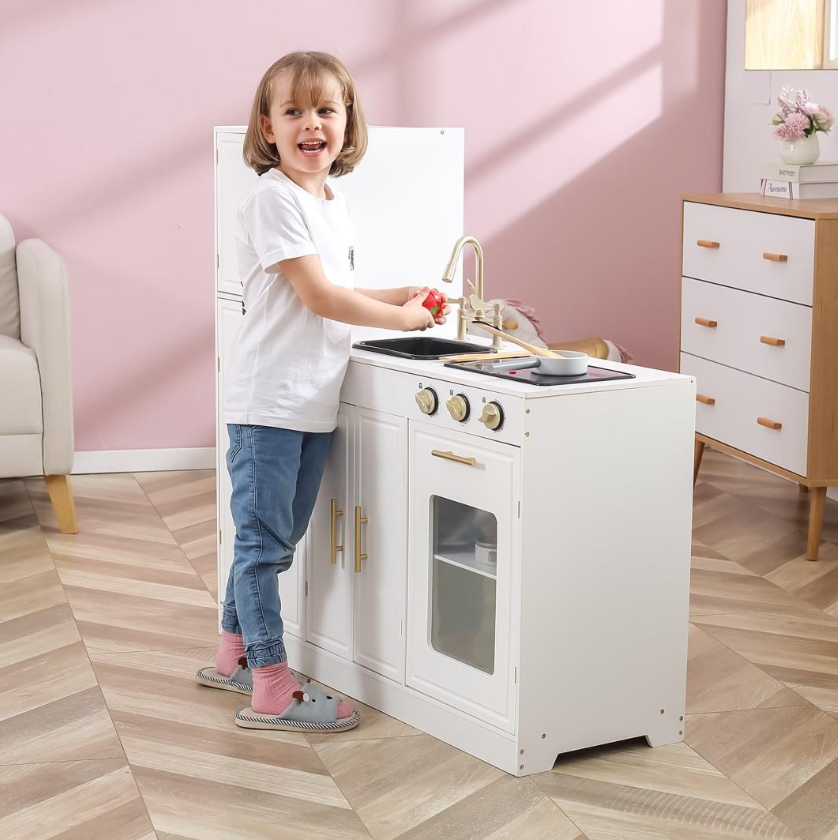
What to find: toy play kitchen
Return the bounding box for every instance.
[214,126,695,776]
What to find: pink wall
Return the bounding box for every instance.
[0,0,727,452]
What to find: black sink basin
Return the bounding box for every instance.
[352,337,494,360]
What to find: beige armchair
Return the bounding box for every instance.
[0,212,77,533]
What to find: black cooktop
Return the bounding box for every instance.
[443,360,636,386]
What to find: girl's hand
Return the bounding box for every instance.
[401,286,435,331]
[406,286,451,325]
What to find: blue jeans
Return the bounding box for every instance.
[221,424,333,667]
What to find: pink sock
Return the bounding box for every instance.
[251,661,355,719]
[215,630,245,677]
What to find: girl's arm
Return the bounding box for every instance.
[277,255,434,331]
[355,287,411,305]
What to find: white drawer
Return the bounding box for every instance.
[683,203,815,305]
[680,353,809,476]
[680,277,812,392]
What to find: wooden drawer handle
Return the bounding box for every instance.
[697,239,720,249]
[763,252,788,262]
[696,394,716,405]
[760,336,786,347]
[757,416,782,431]
[694,317,718,328]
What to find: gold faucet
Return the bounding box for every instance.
[441,235,503,347]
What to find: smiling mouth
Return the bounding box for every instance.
[298,140,327,156]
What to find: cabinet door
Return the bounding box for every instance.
[353,408,408,683]
[215,131,258,297]
[216,296,303,638]
[406,422,519,733]
[216,297,244,609]
[305,404,354,659]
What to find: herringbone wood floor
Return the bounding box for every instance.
[2,449,838,839]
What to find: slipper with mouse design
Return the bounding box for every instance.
[195,656,253,695]
[235,683,360,732]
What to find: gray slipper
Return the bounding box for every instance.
[235,682,360,732]
[196,656,253,695]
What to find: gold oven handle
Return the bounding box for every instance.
[330,499,344,564]
[431,449,478,467]
[355,506,369,573]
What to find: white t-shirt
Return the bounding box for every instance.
[222,168,355,432]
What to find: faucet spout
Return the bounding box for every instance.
[441,235,494,344]
[441,235,484,303]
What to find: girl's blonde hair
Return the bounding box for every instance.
[243,52,368,178]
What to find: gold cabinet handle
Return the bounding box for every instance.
[354,505,368,573]
[431,449,478,467]
[697,239,720,249]
[694,317,718,328]
[330,499,344,564]
[760,335,786,347]
[763,252,788,262]
[757,416,782,431]
[696,394,716,405]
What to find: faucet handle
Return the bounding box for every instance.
[466,277,476,296]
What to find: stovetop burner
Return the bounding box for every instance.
[443,360,636,386]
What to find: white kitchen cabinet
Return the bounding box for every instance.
[215,296,242,609]
[285,360,694,777]
[306,404,354,660]
[215,132,258,297]
[407,423,519,733]
[352,407,409,682]
[306,404,408,682]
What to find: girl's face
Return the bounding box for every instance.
[261,73,348,178]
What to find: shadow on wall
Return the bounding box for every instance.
[469,0,724,371]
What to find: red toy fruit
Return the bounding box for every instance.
[422,289,444,317]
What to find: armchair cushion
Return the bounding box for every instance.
[0,334,42,434]
[16,239,74,475]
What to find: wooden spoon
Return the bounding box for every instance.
[444,348,531,363]
[471,322,566,358]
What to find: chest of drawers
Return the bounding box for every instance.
[679,194,838,561]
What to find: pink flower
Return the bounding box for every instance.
[816,108,834,132]
[783,111,810,138]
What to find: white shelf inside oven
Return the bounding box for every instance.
[434,547,497,579]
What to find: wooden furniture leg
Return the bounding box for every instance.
[45,474,79,534]
[693,438,705,487]
[807,486,826,561]
[799,483,809,493]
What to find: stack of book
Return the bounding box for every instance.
[760,162,838,199]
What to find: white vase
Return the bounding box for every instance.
[779,132,820,165]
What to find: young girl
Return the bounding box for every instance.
[196,52,449,732]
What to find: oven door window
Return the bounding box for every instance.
[430,495,498,674]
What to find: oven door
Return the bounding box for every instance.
[406,421,520,733]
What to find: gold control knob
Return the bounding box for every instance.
[446,394,470,422]
[479,401,504,431]
[415,388,438,415]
